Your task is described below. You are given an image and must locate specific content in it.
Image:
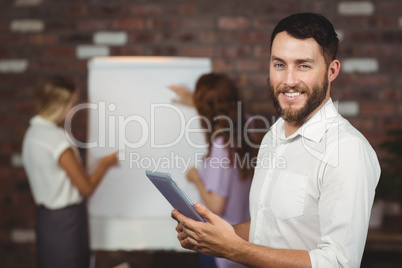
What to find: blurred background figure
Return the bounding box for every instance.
[22,76,118,268]
[170,72,257,268]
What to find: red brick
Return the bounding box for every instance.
[244,73,269,88]
[380,88,402,101]
[363,131,388,149]
[179,46,214,57]
[45,20,75,31]
[218,17,250,30]
[0,22,8,32]
[145,18,179,30]
[61,33,91,43]
[377,118,402,130]
[367,17,398,28]
[28,34,58,45]
[375,2,402,15]
[361,44,396,58]
[218,46,252,58]
[162,32,196,43]
[360,102,395,116]
[148,45,178,56]
[0,115,25,126]
[13,101,36,114]
[181,18,214,30]
[357,74,390,87]
[169,4,198,15]
[251,101,276,118]
[29,59,87,72]
[0,46,8,57]
[0,35,25,46]
[218,32,238,43]
[253,17,272,29]
[44,47,75,58]
[110,47,144,56]
[236,59,268,72]
[381,31,402,43]
[129,33,162,43]
[237,31,269,43]
[0,177,14,191]
[395,77,402,87]
[348,118,375,131]
[0,168,26,180]
[253,45,270,58]
[77,20,110,31]
[113,19,144,30]
[240,88,269,105]
[131,4,163,16]
[346,31,381,43]
[212,59,234,72]
[0,143,13,154]
[66,5,89,17]
[94,5,128,17]
[342,88,377,101]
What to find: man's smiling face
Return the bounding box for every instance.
[269,31,330,123]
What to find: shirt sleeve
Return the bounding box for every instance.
[309,138,380,268]
[51,130,73,161]
[201,139,233,198]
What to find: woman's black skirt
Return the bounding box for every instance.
[36,201,90,268]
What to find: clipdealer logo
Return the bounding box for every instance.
[64,101,273,162]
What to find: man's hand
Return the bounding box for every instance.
[171,202,242,258]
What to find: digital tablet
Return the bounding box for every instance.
[145,170,206,222]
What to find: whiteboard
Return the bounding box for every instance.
[86,56,211,250]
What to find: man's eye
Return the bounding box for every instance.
[300,64,310,69]
[274,63,284,68]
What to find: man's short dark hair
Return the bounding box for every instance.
[270,12,339,66]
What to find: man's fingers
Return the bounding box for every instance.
[171,209,181,221]
[172,209,197,230]
[175,222,183,232]
[182,225,197,240]
[194,202,220,224]
[177,230,188,241]
[185,235,200,247]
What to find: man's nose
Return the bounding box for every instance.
[283,69,298,88]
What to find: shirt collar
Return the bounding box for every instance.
[30,115,57,127]
[276,98,340,143]
[300,98,339,143]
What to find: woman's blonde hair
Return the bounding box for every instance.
[37,76,77,123]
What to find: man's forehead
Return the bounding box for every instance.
[271,32,323,61]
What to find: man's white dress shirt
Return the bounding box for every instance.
[249,99,380,267]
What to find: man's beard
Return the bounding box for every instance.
[269,75,329,123]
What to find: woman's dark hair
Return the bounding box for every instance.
[193,73,256,181]
[270,12,339,66]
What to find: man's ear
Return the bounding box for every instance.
[328,59,341,83]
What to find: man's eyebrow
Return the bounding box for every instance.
[271,56,315,64]
[271,56,284,62]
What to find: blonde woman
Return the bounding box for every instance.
[22,76,117,268]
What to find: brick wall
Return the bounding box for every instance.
[1,0,401,267]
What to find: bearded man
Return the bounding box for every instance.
[172,13,380,268]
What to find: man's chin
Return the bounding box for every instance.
[281,108,305,122]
